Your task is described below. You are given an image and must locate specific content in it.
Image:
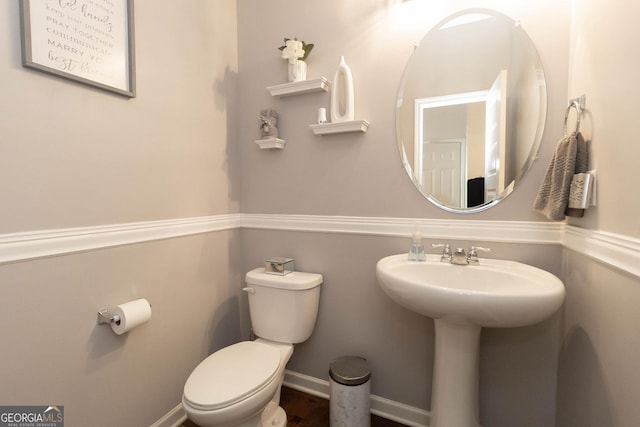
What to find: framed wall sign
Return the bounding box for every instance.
[19,0,136,97]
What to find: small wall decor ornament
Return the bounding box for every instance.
[330,56,355,123]
[279,37,314,83]
[259,109,279,138]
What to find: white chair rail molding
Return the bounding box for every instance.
[0,214,638,279]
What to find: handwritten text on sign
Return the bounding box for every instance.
[25,0,131,91]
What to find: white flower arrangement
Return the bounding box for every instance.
[278,38,314,64]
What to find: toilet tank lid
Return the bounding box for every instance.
[246,268,323,290]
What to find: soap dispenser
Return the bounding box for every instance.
[408,225,426,262]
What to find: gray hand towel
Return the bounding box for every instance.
[534,132,588,220]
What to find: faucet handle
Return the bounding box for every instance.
[432,243,452,262]
[468,246,491,264]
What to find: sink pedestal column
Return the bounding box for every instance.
[430,319,481,427]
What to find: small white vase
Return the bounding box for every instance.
[330,56,355,123]
[288,60,307,82]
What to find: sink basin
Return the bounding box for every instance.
[376,254,565,327]
[376,253,565,427]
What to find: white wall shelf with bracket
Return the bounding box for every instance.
[267,77,330,98]
[309,119,370,135]
[255,137,286,150]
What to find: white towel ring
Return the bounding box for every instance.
[563,95,586,136]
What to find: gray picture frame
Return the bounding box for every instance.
[19,0,136,98]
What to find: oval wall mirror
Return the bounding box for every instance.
[396,9,547,213]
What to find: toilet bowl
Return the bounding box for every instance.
[182,268,323,427]
[182,340,293,427]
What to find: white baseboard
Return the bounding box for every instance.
[283,369,330,400]
[149,403,187,427]
[154,369,476,427]
[283,370,430,427]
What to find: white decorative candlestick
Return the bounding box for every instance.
[317,107,327,124]
[330,56,355,123]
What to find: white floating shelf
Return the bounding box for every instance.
[267,77,330,98]
[309,119,370,135]
[255,137,286,150]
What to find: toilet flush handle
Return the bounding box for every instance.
[242,287,255,294]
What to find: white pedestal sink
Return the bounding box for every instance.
[376,254,565,427]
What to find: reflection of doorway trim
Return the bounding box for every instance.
[414,90,488,185]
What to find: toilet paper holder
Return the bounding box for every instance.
[97,309,121,326]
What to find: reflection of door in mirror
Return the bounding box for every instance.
[414,91,488,208]
[484,70,508,201]
[423,139,466,208]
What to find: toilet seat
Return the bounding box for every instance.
[183,341,281,411]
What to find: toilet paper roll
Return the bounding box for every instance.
[111,298,152,335]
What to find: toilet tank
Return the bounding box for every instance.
[245,268,323,344]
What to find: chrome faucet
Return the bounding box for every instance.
[433,243,491,265]
[431,243,452,263]
[467,246,491,265]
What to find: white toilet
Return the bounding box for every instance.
[182,267,323,427]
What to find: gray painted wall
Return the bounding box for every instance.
[1,0,639,426]
[235,1,571,423]
[0,233,242,426]
[556,1,640,426]
[236,0,571,221]
[0,1,241,426]
[236,1,640,426]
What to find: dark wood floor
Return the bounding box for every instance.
[180,386,408,427]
